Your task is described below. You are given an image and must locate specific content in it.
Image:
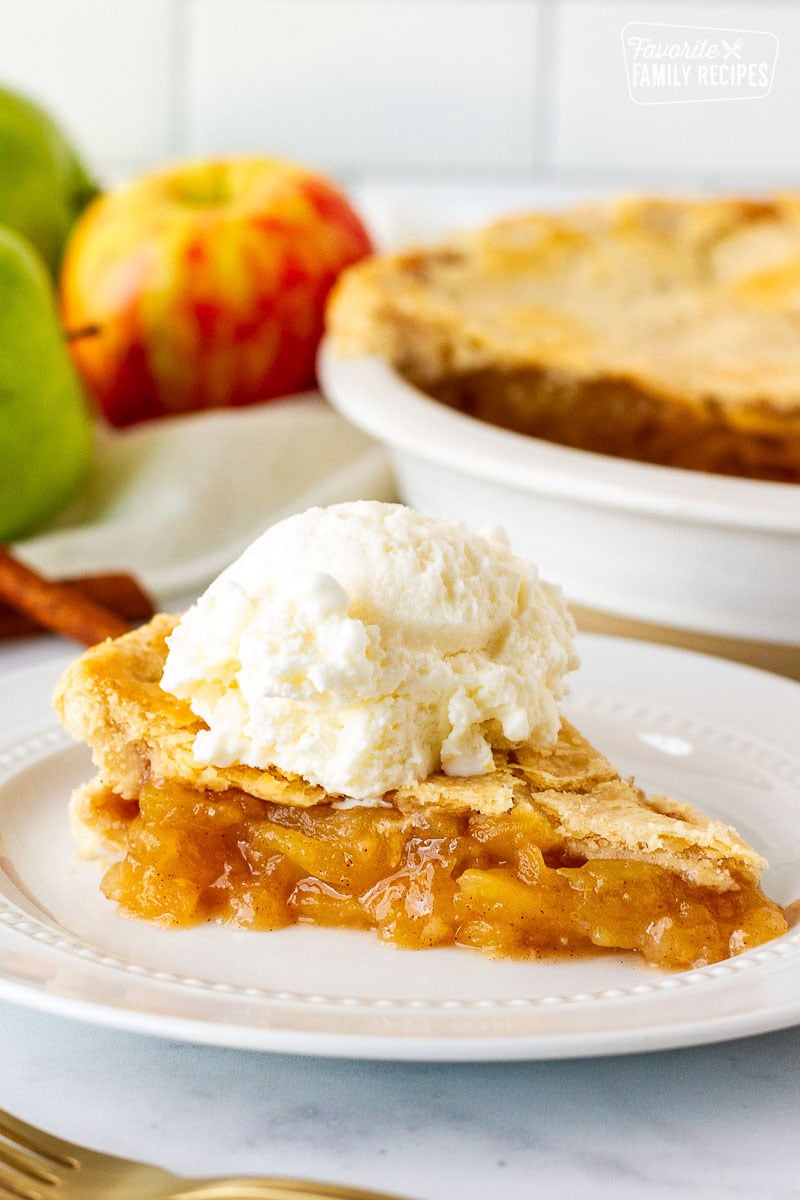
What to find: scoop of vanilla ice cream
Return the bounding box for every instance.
[161,502,578,799]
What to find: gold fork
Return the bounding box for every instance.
[0,1108,410,1200]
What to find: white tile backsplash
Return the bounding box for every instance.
[1,0,800,188]
[0,0,173,174]
[552,1,800,182]
[185,0,542,171]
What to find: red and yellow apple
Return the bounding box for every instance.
[60,158,372,426]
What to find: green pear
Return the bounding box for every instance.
[0,227,92,541]
[0,87,99,276]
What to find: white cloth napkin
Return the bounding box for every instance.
[16,395,395,607]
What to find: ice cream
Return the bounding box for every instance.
[161,502,578,799]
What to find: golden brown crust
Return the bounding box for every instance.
[53,614,328,809]
[55,615,765,891]
[326,196,800,479]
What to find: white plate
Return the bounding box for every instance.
[319,345,800,646]
[0,634,798,1061]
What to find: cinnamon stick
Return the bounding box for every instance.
[0,571,154,639]
[0,546,134,645]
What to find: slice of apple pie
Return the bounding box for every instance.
[54,614,787,970]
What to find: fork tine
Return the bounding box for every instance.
[0,1112,78,1169]
[0,1165,47,1200]
[0,1144,58,1187]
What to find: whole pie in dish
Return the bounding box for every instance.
[327,195,800,480]
[54,614,787,969]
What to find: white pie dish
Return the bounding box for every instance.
[318,342,800,648]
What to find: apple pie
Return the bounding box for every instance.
[54,615,787,969]
[327,195,800,480]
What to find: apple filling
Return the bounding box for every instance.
[92,780,787,970]
[426,367,800,482]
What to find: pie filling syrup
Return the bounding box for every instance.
[96,781,787,970]
[426,369,800,483]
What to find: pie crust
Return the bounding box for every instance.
[327,196,800,480]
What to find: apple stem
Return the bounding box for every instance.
[64,323,102,343]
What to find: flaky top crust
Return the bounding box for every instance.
[327,195,800,427]
[54,615,765,891]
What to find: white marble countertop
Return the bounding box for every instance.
[2,634,800,1199]
[2,999,800,1199]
